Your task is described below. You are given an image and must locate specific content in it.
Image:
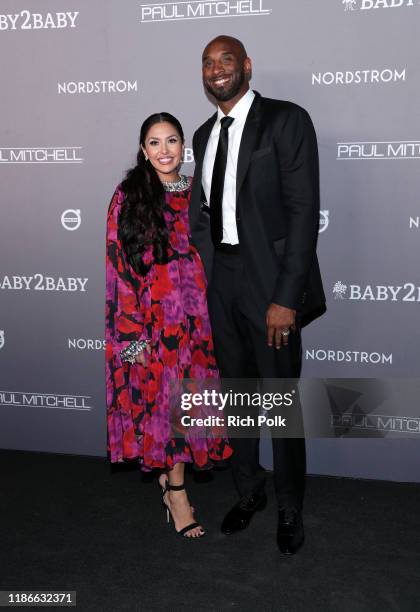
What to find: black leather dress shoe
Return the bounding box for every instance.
[277,508,304,555]
[221,492,267,534]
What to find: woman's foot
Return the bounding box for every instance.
[163,487,205,538]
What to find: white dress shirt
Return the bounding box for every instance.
[202,89,255,244]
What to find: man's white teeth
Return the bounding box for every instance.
[215,78,229,86]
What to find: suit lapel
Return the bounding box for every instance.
[190,113,217,229]
[196,115,217,170]
[236,93,263,199]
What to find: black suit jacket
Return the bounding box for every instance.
[189,92,326,327]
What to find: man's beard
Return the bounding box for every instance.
[204,69,246,102]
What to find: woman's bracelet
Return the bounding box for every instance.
[120,339,149,364]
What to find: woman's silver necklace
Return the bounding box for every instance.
[161,174,190,192]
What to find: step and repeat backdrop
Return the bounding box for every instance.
[0,0,419,481]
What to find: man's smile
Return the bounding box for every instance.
[212,76,231,86]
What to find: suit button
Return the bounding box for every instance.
[236,216,241,222]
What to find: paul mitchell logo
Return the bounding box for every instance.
[58,80,138,95]
[0,147,83,164]
[343,0,417,12]
[0,11,79,30]
[326,381,420,437]
[0,330,4,350]
[312,68,406,86]
[333,281,420,301]
[306,348,392,365]
[337,141,420,160]
[68,338,106,351]
[332,413,420,434]
[0,275,88,292]
[319,210,329,233]
[0,391,92,410]
[61,210,81,231]
[140,0,271,22]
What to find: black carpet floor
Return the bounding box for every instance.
[1,449,419,612]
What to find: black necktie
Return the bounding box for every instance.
[209,116,235,245]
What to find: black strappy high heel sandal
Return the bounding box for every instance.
[161,481,205,538]
[158,474,195,514]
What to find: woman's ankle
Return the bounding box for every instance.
[168,488,189,504]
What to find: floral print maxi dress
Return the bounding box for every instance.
[105,178,232,471]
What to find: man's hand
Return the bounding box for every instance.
[266,304,296,349]
[134,343,151,366]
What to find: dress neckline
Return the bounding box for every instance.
[162,174,191,192]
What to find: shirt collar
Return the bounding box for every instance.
[216,89,255,124]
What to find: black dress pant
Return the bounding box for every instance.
[207,248,306,510]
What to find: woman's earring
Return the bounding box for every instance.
[144,153,149,161]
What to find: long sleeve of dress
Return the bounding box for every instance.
[105,186,147,461]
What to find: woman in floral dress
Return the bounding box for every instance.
[105,113,232,538]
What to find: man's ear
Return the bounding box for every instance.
[245,57,252,80]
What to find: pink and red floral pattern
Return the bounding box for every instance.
[105,180,232,471]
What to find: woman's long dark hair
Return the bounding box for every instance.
[119,112,184,276]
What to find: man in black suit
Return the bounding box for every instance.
[189,35,325,554]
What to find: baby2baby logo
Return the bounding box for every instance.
[0,274,88,292]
